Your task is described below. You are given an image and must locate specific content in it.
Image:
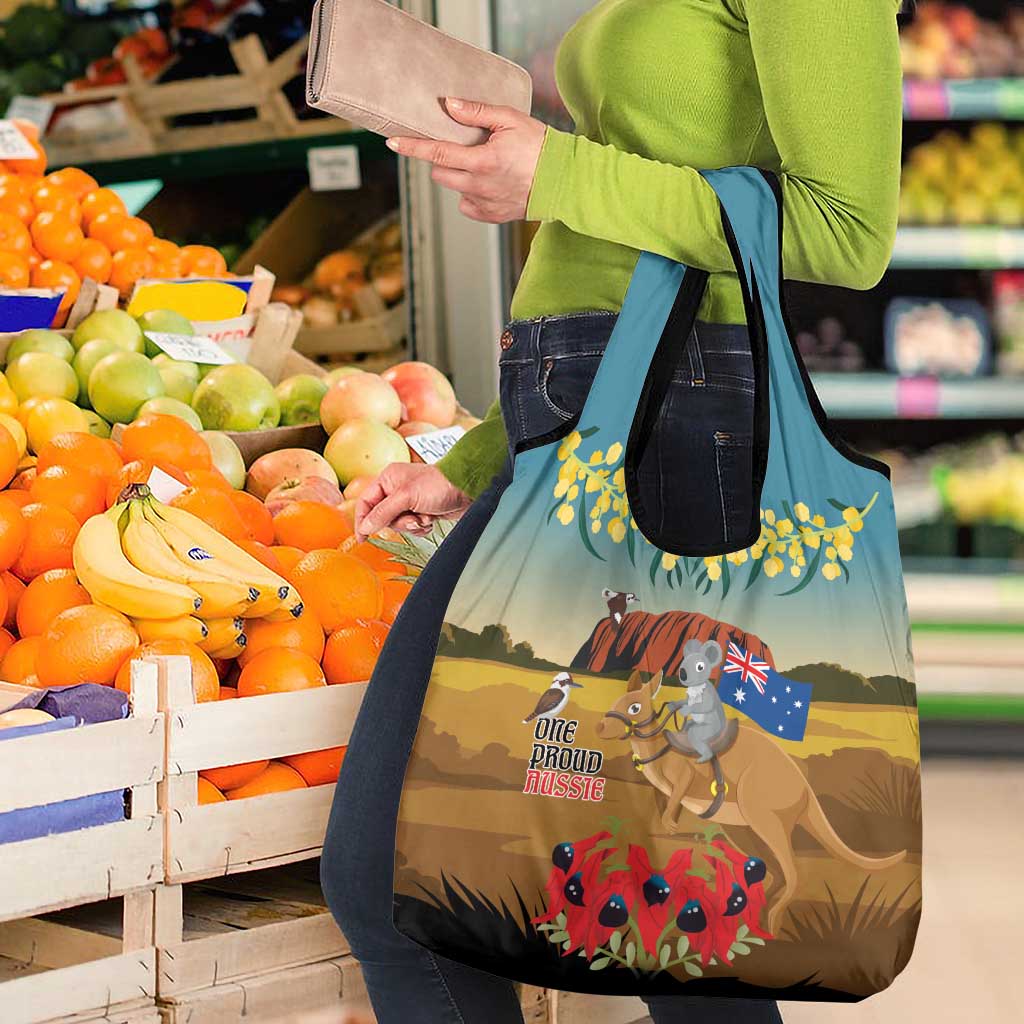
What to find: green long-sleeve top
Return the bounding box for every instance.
[437,0,904,499]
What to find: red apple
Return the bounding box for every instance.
[265,475,345,516]
[382,362,457,428]
[343,475,376,500]
[320,374,402,433]
[397,421,440,437]
[246,448,338,500]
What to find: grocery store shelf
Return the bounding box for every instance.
[891,226,1024,268]
[813,372,1024,419]
[904,77,1024,120]
[49,128,390,185]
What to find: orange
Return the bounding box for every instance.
[0,627,15,661]
[239,540,283,575]
[30,465,107,524]
[179,244,227,278]
[43,168,98,200]
[109,247,154,297]
[37,432,123,484]
[197,777,227,804]
[0,188,33,225]
[169,487,248,543]
[147,238,183,277]
[0,211,31,255]
[80,188,126,228]
[340,534,404,576]
[273,501,353,552]
[30,260,80,318]
[218,685,237,700]
[30,212,84,262]
[229,490,273,545]
[36,605,138,687]
[88,212,153,252]
[16,568,90,637]
[114,638,218,702]
[181,466,231,491]
[270,546,305,578]
[200,759,269,792]
[380,578,412,624]
[0,416,19,489]
[281,747,346,787]
[121,413,211,472]
[72,238,112,284]
[289,550,382,631]
[31,183,81,222]
[2,571,25,629]
[12,502,80,581]
[0,498,28,572]
[322,620,384,684]
[238,610,325,668]
[4,136,46,177]
[4,484,32,505]
[0,583,10,631]
[224,761,307,800]
[11,467,34,491]
[0,251,29,288]
[236,647,326,697]
[1,635,40,682]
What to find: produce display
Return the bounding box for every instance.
[900,122,1024,226]
[793,315,865,373]
[271,220,406,332]
[884,297,991,377]
[901,2,1024,79]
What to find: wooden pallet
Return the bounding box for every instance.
[154,656,366,884]
[0,665,166,1024]
[42,36,343,169]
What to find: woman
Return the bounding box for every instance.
[322,2,904,1022]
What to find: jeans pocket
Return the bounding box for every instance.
[713,432,754,546]
[538,352,603,420]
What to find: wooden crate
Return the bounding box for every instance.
[42,36,344,169]
[0,664,166,1024]
[547,993,648,1024]
[153,656,366,883]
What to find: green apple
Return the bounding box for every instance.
[201,430,246,488]
[152,355,200,404]
[191,364,280,432]
[5,329,74,366]
[137,396,204,431]
[5,352,78,403]
[73,338,122,404]
[89,351,165,424]
[275,373,328,426]
[71,308,145,354]
[324,417,409,484]
[81,409,112,438]
[136,309,194,357]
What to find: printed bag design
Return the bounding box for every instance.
[392,168,922,1001]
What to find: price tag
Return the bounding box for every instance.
[5,96,54,133]
[308,144,362,192]
[146,465,187,503]
[0,119,37,160]
[896,376,941,419]
[405,426,466,464]
[144,331,235,365]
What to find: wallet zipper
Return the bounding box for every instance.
[307,0,332,103]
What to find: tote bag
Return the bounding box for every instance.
[393,167,921,1001]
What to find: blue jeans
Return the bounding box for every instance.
[321,311,782,1024]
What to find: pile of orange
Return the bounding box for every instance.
[0,120,229,321]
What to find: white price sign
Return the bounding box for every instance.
[0,119,37,160]
[5,96,54,133]
[405,426,466,465]
[307,144,362,192]
[144,331,235,365]
[146,465,187,503]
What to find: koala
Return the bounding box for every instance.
[662,639,726,764]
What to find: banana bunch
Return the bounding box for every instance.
[73,485,303,626]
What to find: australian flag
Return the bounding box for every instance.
[718,641,813,742]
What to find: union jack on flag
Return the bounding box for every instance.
[722,641,770,694]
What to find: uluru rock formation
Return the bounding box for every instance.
[570,610,774,678]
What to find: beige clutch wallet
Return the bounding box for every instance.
[306,0,533,145]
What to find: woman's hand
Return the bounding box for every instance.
[354,463,472,540]
[385,97,547,223]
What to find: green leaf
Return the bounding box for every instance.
[746,937,765,946]
[736,924,749,940]
[547,501,561,524]
[827,497,850,512]
[667,568,675,590]
[659,945,671,968]
[693,568,708,591]
[579,426,600,439]
[536,923,556,933]
[720,556,731,598]
[675,564,683,586]
[577,491,606,562]
[676,936,689,958]
[563,939,573,952]
[839,559,851,583]
[609,930,622,953]
[626,525,636,566]
[625,941,636,966]
[683,556,696,577]
[781,499,795,523]
[731,942,751,955]
[684,961,702,977]
[777,543,822,597]
[556,912,567,928]
[549,930,569,943]
[649,550,662,586]
[744,554,764,590]
[589,957,611,971]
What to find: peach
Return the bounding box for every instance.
[246,448,338,500]
[320,374,402,433]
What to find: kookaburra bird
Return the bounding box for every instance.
[602,588,638,626]
[523,672,583,724]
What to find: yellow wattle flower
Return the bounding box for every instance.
[556,504,575,526]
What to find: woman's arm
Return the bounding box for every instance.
[436,397,507,499]
[525,0,902,291]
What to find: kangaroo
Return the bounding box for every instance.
[596,668,908,933]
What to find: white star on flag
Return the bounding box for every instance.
[733,688,746,704]
[771,696,777,704]
[785,686,792,694]
[777,725,784,732]
[794,700,803,709]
